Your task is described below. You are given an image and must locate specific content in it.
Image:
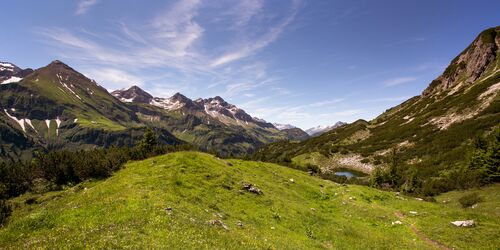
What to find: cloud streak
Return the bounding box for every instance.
[76,0,99,15]
[210,0,302,67]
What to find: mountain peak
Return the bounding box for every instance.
[306,121,346,136]
[1,61,33,84]
[422,26,499,96]
[48,60,71,68]
[171,92,189,101]
[273,123,296,130]
[111,85,153,103]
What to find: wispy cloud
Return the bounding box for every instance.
[38,0,303,100]
[210,0,302,67]
[76,0,99,15]
[383,76,417,87]
[230,0,264,29]
[83,68,145,90]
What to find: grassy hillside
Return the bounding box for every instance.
[0,152,498,249]
[252,27,500,195]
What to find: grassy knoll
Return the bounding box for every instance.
[0,152,498,249]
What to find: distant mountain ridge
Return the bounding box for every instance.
[112,86,275,129]
[305,121,347,136]
[273,123,296,130]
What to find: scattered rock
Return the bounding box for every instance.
[242,183,263,195]
[208,220,229,230]
[392,220,403,225]
[471,204,478,209]
[271,226,275,230]
[415,198,423,201]
[236,221,243,227]
[310,208,316,212]
[165,206,173,215]
[289,178,295,183]
[349,196,356,200]
[409,211,418,215]
[451,220,475,227]
[190,218,196,222]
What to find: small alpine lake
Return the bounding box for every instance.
[334,168,367,179]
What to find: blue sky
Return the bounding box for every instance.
[1,0,499,129]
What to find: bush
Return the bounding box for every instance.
[0,199,12,226]
[306,164,321,175]
[458,193,482,208]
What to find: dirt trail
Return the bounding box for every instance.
[394,211,451,250]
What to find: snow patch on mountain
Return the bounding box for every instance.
[306,122,346,136]
[272,123,296,130]
[4,109,26,132]
[1,76,23,84]
[150,97,185,111]
[0,62,15,72]
[57,74,82,100]
[56,117,62,135]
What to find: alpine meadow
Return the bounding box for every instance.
[0,1,499,249]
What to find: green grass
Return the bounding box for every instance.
[1,152,498,249]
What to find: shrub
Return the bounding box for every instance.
[458,193,482,208]
[0,199,12,226]
[306,164,321,175]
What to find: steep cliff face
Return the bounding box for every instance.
[423,27,499,96]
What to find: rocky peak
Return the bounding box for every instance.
[149,92,201,111]
[111,85,153,103]
[306,121,346,136]
[423,26,499,96]
[0,61,33,84]
[273,123,296,130]
[46,60,74,71]
[0,62,21,74]
[170,92,191,103]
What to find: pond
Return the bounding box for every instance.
[333,168,366,179]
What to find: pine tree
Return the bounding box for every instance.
[140,128,158,153]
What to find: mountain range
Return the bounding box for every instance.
[0,61,313,161]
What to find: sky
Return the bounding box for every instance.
[1,0,499,129]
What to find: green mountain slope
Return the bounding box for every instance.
[253,27,500,192]
[0,152,498,249]
[0,61,182,161]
